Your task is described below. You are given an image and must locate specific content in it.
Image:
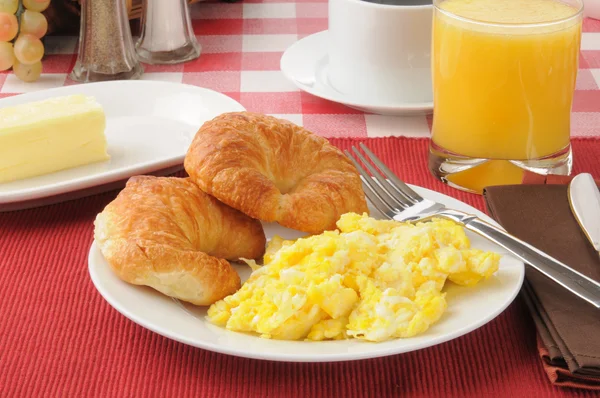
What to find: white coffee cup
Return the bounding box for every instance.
[327,0,433,104]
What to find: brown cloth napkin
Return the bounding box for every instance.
[483,183,600,390]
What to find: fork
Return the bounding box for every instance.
[345,143,600,309]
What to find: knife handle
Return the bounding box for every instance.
[463,217,600,309]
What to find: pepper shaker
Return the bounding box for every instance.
[135,0,201,64]
[71,0,143,82]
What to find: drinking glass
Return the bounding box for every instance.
[428,0,583,194]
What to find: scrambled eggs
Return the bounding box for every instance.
[207,213,500,342]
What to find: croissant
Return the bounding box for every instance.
[184,112,369,234]
[94,176,266,306]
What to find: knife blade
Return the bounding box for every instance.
[568,173,600,253]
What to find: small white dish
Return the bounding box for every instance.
[0,81,245,211]
[280,31,434,116]
[89,185,524,363]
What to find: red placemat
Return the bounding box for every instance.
[2,137,600,397]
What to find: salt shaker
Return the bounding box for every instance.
[70,0,143,82]
[135,0,201,64]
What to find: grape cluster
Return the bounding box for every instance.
[0,0,50,82]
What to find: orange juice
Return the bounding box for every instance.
[429,0,582,192]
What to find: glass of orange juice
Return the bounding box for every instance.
[429,0,583,194]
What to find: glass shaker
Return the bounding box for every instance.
[70,0,143,82]
[135,0,201,64]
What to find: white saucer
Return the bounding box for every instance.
[280,31,433,116]
[0,81,245,211]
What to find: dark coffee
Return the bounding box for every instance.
[361,0,432,5]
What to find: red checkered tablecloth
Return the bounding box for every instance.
[2,0,598,139]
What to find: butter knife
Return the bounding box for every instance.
[568,173,600,254]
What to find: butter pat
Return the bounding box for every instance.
[0,95,109,184]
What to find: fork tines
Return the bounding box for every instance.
[344,143,423,219]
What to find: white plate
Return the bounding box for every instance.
[88,185,525,363]
[0,81,245,210]
[280,31,433,116]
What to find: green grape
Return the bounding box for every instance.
[20,10,48,39]
[0,41,14,71]
[0,12,18,42]
[0,0,18,14]
[23,0,50,13]
[14,34,44,65]
[13,59,42,82]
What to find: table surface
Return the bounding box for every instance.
[2,1,600,396]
